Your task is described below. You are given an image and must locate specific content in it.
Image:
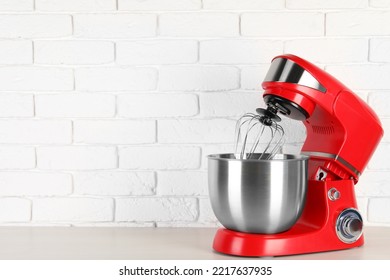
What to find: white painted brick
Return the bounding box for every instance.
[368,198,390,223]
[326,65,390,90]
[74,120,156,144]
[119,146,200,170]
[74,171,155,196]
[379,119,390,142]
[34,40,114,65]
[0,172,71,196]
[201,144,235,168]
[119,0,201,10]
[241,13,324,37]
[286,0,367,9]
[158,171,207,195]
[200,39,282,64]
[36,0,116,11]
[0,120,71,144]
[116,40,198,65]
[73,222,155,227]
[0,94,33,117]
[0,40,32,64]
[33,198,114,222]
[35,94,115,118]
[357,171,390,197]
[0,15,71,38]
[200,92,261,117]
[159,66,239,91]
[117,94,198,118]
[356,198,368,224]
[240,65,271,90]
[370,38,390,62]
[0,0,33,11]
[159,13,239,37]
[327,12,390,36]
[0,147,35,169]
[285,39,368,63]
[115,198,198,222]
[158,119,236,143]
[203,0,284,10]
[198,197,218,223]
[76,67,157,91]
[369,92,390,118]
[74,14,156,38]
[370,0,390,8]
[0,67,73,91]
[0,198,31,222]
[368,143,390,170]
[37,146,117,170]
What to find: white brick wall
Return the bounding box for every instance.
[0,0,388,229]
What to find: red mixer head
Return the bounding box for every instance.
[261,54,384,182]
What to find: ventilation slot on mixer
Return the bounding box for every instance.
[312,125,335,135]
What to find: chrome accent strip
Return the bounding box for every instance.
[264,58,326,93]
[302,151,361,178]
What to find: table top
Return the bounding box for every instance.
[0,226,389,260]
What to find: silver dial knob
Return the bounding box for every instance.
[336,208,363,244]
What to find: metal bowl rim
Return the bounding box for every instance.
[207,153,309,162]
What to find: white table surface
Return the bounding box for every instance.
[0,226,389,260]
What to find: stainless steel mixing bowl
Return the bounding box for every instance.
[208,153,309,234]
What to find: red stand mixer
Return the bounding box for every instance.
[210,54,384,257]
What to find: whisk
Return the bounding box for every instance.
[234,108,285,160]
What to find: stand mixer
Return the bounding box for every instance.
[208,54,384,257]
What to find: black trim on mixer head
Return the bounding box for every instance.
[264,95,309,121]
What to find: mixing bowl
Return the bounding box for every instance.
[208,153,309,234]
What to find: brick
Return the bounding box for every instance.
[33,198,114,222]
[0,172,71,196]
[368,198,390,223]
[357,171,390,197]
[159,13,239,37]
[119,146,200,170]
[74,120,156,144]
[241,13,324,37]
[370,0,390,7]
[75,67,157,91]
[74,171,155,196]
[34,40,114,65]
[0,120,71,144]
[116,40,198,65]
[0,147,35,169]
[37,146,117,170]
[203,0,284,10]
[368,92,390,118]
[36,0,116,11]
[0,198,31,222]
[198,197,218,223]
[378,119,390,142]
[0,0,33,11]
[158,119,236,143]
[0,67,73,91]
[115,197,198,222]
[157,171,207,195]
[326,64,390,90]
[0,94,33,117]
[327,11,390,36]
[74,14,156,38]
[159,66,239,91]
[368,143,390,170]
[286,0,367,9]
[285,38,368,63]
[241,65,272,90]
[200,92,261,117]
[200,39,282,64]
[0,15,71,38]
[117,94,198,118]
[119,0,201,10]
[35,94,115,118]
[0,40,32,64]
[370,38,390,62]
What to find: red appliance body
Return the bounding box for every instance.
[213,54,384,257]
